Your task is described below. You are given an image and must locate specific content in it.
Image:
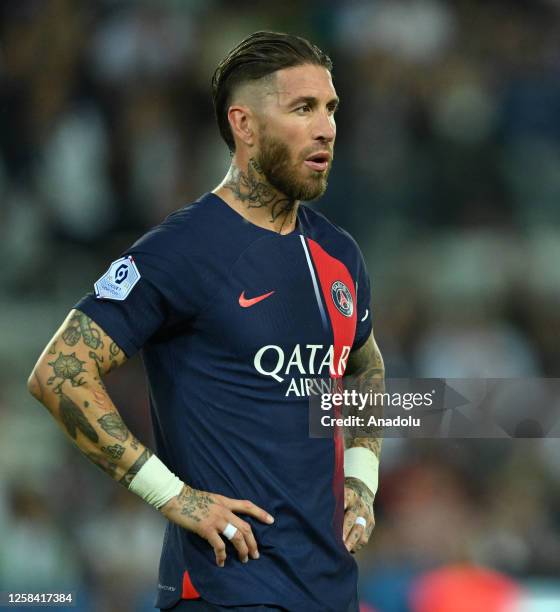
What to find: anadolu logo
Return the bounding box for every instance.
[331,280,353,317]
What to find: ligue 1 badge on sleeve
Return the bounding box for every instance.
[331,280,353,317]
[94,255,141,301]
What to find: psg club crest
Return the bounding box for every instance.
[330,280,353,317]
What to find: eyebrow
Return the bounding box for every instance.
[286,95,340,109]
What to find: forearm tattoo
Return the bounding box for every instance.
[43,312,125,442]
[102,443,126,460]
[119,448,153,487]
[344,336,385,460]
[97,412,129,442]
[59,392,99,443]
[86,450,118,479]
[33,310,142,482]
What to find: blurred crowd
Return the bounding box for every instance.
[1,0,559,610]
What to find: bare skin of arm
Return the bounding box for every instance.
[27,309,273,566]
[342,331,385,553]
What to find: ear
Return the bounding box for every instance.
[228,104,256,148]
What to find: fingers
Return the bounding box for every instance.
[219,514,260,563]
[345,521,365,553]
[183,494,273,567]
[225,498,274,525]
[343,509,374,552]
[344,483,375,552]
[343,508,357,544]
[206,530,227,568]
[228,513,260,560]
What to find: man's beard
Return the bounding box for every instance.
[256,133,330,202]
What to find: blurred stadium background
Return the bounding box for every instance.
[1,0,560,610]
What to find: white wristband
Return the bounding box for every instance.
[128,455,184,509]
[344,447,379,497]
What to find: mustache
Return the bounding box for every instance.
[301,148,334,162]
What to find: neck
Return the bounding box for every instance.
[213,158,298,235]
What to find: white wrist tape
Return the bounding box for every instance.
[128,455,184,509]
[344,447,379,497]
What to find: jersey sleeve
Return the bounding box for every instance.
[74,221,200,358]
[353,246,373,351]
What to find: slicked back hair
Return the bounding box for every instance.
[212,31,333,152]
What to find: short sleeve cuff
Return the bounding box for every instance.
[352,322,372,352]
[74,295,141,358]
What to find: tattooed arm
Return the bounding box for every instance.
[26,309,153,484]
[341,332,385,552]
[27,309,273,566]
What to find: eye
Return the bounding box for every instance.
[295,104,311,114]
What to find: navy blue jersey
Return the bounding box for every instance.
[76,193,372,611]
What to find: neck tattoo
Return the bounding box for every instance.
[223,159,297,231]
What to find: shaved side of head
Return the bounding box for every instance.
[230,73,277,119]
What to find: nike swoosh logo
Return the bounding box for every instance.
[361,309,369,322]
[239,290,275,308]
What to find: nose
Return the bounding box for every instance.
[312,109,336,143]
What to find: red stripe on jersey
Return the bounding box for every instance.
[306,238,357,536]
[182,570,200,599]
[306,239,357,372]
[307,238,356,368]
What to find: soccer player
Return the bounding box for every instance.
[28,31,384,611]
